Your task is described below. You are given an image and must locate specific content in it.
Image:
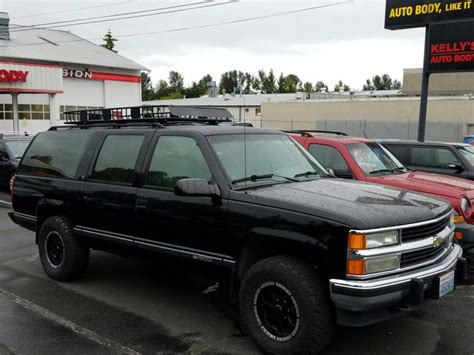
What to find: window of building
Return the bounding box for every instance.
[18,131,94,178]
[60,105,102,120]
[146,136,211,189]
[91,135,144,184]
[256,108,261,116]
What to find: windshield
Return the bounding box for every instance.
[5,140,31,159]
[457,146,474,166]
[347,142,406,175]
[208,134,327,188]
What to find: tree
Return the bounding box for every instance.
[219,70,245,94]
[155,79,170,99]
[183,74,213,98]
[261,69,277,93]
[141,72,155,101]
[101,29,118,53]
[303,82,313,93]
[277,73,285,93]
[334,80,350,92]
[282,74,301,93]
[315,81,329,92]
[363,74,402,91]
[169,71,184,92]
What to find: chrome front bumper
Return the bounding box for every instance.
[330,244,464,326]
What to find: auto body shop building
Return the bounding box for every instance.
[0,13,146,134]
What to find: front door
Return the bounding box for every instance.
[134,133,233,266]
[410,146,469,179]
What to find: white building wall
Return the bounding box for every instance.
[104,80,141,108]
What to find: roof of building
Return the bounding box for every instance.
[0,24,147,71]
[144,93,302,107]
[168,106,233,119]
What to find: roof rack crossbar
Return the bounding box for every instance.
[284,130,348,137]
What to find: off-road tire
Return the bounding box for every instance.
[38,216,90,281]
[240,256,334,354]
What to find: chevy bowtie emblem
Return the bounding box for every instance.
[433,236,444,248]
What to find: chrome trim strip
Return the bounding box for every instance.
[330,244,462,293]
[74,225,235,267]
[13,212,36,222]
[350,210,452,234]
[350,226,454,258]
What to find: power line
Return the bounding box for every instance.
[0,1,353,48]
[11,1,235,33]
[12,1,213,31]
[11,1,132,20]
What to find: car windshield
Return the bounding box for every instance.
[347,142,406,175]
[5,140,31,159]
[208,134,327,188]
[457,146,474,165]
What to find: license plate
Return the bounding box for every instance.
[438,270,455,298]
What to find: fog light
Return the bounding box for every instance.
[365,255,400,274]
[347,255,400,276]
[454,232,463,241]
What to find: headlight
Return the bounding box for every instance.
[347,255,400,275]
[460,197,471,217]
[348,230,399,250]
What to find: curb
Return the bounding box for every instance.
[0,200,12,209]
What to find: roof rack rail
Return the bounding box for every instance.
[284,130,348,137]
[63,105,233,126]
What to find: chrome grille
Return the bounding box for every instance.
[400,241,447,267]
[401,217,449,242]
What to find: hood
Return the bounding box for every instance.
[239,179,451,230]
[369,171,474,200]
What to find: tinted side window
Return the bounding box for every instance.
[146,136,211,188]
[435,148,459,168]
[385,145,408,164]
[411,147,435,167]
[308,144,350,172]
[0,143,6,156]
[18,131,94,178]
[91,135,144,184]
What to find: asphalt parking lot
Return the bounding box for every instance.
[0,190,473,354]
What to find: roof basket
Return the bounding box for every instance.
[63,105,234,126]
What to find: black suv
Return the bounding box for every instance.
[9,106,465,354]
[381,140,474,180]
[0,133,32,191]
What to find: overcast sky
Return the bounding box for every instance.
[1,0,427,89]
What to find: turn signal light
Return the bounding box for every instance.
[348,233,366,250]
[347,259,365,275]
[454,232,463,241]
[454,215,465,224]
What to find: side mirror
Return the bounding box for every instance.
[175,178,220,197]
[447,163,464,172]
[326,168,337,177]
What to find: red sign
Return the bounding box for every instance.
[62,68,140,83]
[0,69,29,83]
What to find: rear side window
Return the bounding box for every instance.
[411,147,435,167]
[91,135,144,185]
[146,136,211,188]
[18,131,94,178]
[308,144,350,173]
[384,145,408,164]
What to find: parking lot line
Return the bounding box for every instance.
[0,288,141,355]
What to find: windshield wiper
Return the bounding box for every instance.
[232,174,297,184]
[369,169,394,175]
[294,171,320,179]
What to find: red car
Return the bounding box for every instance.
[289,130,474,273]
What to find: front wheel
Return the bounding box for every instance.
[240,256,335,354]
[38,216,90,281]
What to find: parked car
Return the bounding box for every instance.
[380,140,474,180]
[289,131,474,275]
[0,133,32,191]
[10,113,465,354]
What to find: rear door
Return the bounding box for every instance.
[409,145,469,178]
[78,131,152,237]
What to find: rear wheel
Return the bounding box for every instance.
[38,216,90,281]
[240,256,334,354]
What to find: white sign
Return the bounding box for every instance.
[0,61,63,94]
